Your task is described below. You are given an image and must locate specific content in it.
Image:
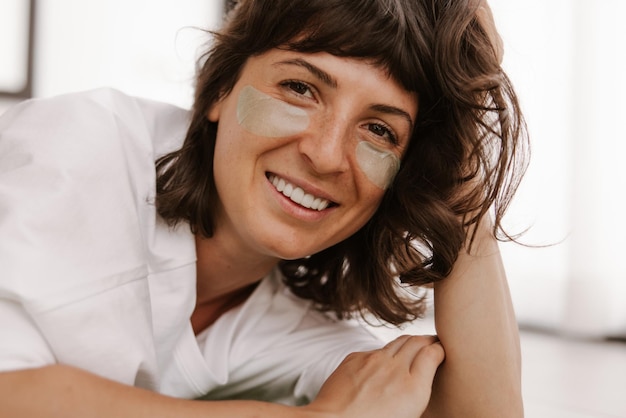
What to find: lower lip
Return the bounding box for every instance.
[265,176,333,222]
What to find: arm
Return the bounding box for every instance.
[0,336,444,418]
[0,365,314,418]
[423,220,523,417]
[421,2,523,415]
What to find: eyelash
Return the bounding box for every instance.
[280,79,399,146]
[367,122,399,146]
[280,80,315,99]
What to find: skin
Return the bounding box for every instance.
[195,49,417,322]
[0,335,444,418]
[236,85,400,189]
[197,48,522,417]
[0,19,522,414]
[423,220,523,417]
[1,48,436,418]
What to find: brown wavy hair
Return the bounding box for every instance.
[156,0,529,325]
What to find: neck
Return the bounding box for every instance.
[194,232,279,306]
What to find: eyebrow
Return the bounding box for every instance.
[274,58,338,88]
[274,58,414,129]
[370,104,414,130]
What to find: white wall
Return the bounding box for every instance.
[493,0,626,337]
[32,0,223,109]
[0,0,31,94]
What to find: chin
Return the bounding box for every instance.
[272,247,311,261]
[257,227,344,261]
[265,239,327,261]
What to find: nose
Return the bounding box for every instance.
[297,116,351,175]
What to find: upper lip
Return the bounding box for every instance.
[266,172,339,205]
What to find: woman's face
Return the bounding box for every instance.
[208,49,418,260]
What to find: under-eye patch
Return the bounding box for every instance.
[356,141,400,189]
[237,85,309,137]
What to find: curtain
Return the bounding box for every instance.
[493,0,626,338]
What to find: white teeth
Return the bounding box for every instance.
[276,178,286,192]
[301,193,314,208]
[269,174,331,211]
[283,183,294,197]
[291,187,304,202]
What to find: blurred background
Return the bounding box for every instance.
[492,0,626,341]
[0,0,221,109]
[2,1,625,416]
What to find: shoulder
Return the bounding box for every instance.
[0,88,187,121]
[0,88,189,159]
[0,88,190,203]
[0,89,189,300]
[199,270,382,403]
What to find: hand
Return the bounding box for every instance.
[306,335,445,418]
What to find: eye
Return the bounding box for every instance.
[281,80,314,99]
[367,122,399,146]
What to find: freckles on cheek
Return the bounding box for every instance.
[235,85,399,189]
[355,141,400,190]
[236,85,310,137]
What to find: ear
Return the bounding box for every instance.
[207,99,222,122]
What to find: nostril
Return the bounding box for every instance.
[297,131,350,175]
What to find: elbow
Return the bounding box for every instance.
[483,384,524,418]
[422,360,524,418]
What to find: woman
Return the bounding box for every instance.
[0,0,527,416]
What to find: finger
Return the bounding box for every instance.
[384,335,439,358]
[381,335,412,356]
[410,341,446,379]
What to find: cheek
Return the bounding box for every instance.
[355,141,400,189]
[235,85,399,190]
[236,85,309,137]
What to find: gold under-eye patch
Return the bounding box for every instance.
[355,141,400,189]
[237,85,310,137]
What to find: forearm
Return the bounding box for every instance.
[423,223,523,417]
[0,365,322,418]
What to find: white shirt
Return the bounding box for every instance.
[0,89,382,404]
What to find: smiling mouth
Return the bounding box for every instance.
[267,174,334,211]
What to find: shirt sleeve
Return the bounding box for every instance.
[0,89,150,299]
[292,309,384,403]
[0,298,56,370]
[0,89,154,375]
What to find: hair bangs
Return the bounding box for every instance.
[287,1,431,94]
[229,0,433,95]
